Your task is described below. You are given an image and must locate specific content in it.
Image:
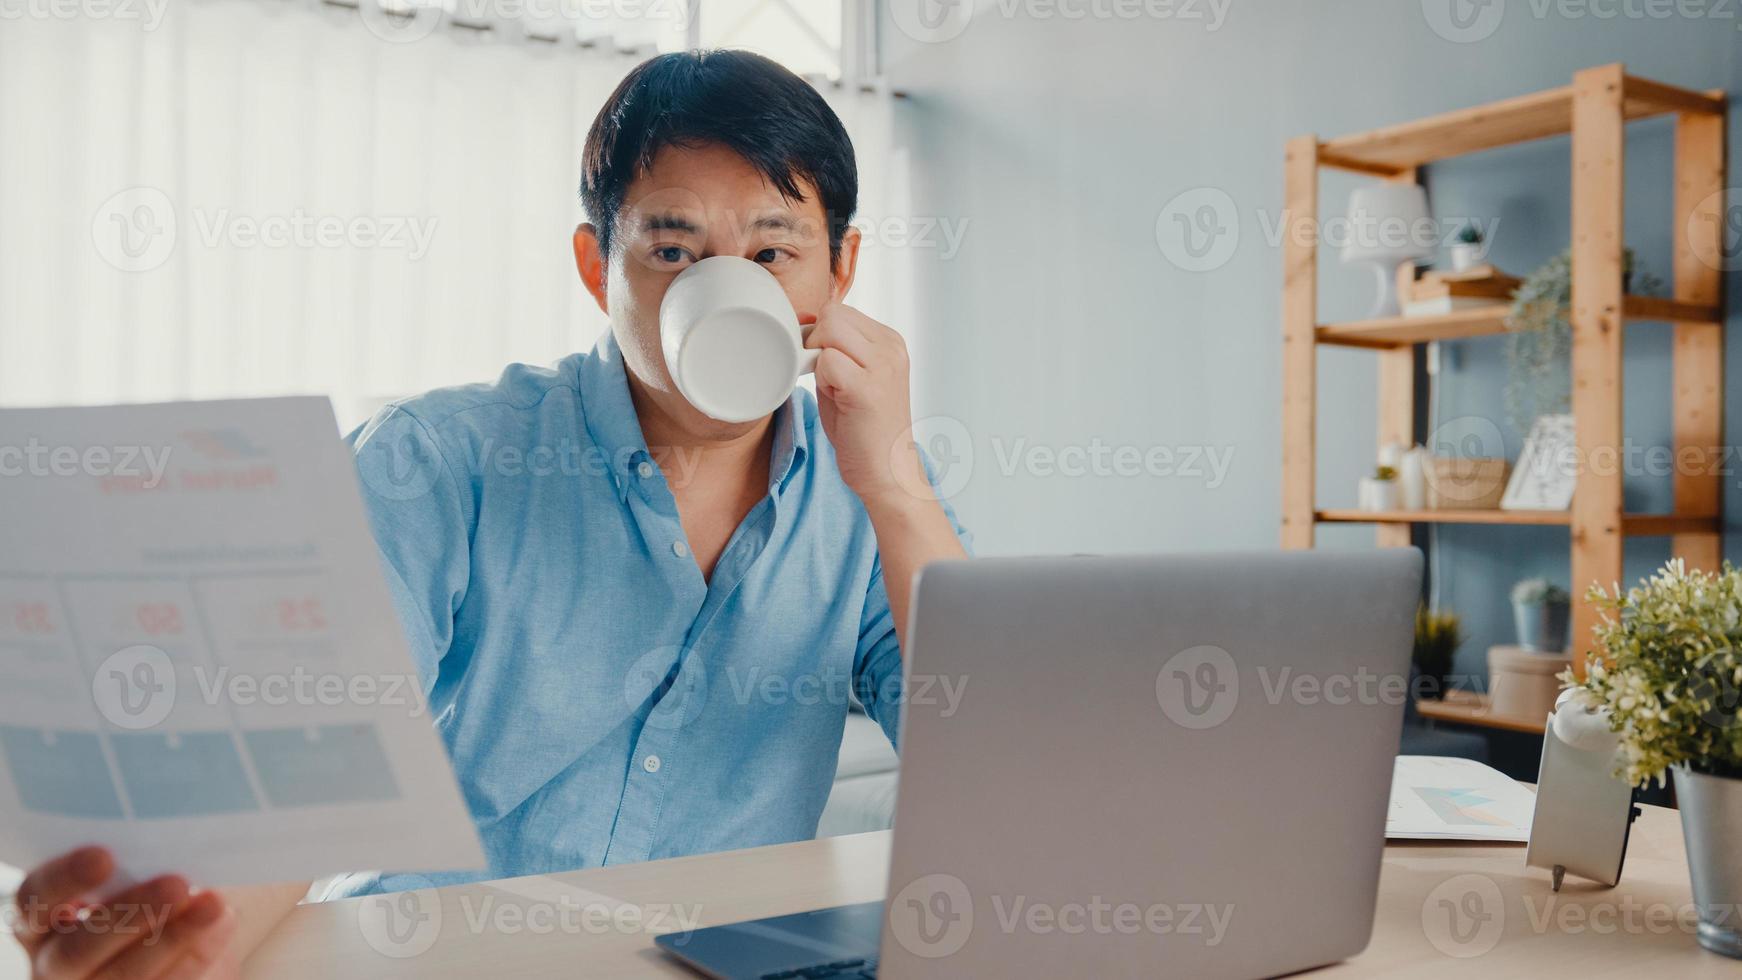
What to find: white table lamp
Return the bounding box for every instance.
[1341,183,1434,318]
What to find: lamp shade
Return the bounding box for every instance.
[1340,183,1435,265]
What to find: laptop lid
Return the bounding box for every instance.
[877,549,1423,979]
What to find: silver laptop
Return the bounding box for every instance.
[658,549,1423,979]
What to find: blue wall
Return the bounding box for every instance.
[886,2,1740,686]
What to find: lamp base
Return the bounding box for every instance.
[1363,261,1404,319]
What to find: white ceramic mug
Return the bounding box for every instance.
[659,255,816,423]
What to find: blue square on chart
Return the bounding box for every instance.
[111,732,260,817]
[244,724,399,807]
[0,727,123,818]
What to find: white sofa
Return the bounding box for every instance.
[817,709,900,837]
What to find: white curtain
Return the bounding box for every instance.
[0,0,910,431]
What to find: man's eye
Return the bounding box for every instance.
[654,246,690,265]
[754,248,787,264]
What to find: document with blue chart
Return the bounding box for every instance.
[0,397,485,885]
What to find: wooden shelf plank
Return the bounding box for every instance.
[1623,75,1726,117]
[1317,306,1511,347]
[1320,86,1576,173]
[1416,691,1548,735]
[1317,70,1724,172]
[1317,509,1721,536]
[1316,296,1721,349]
[1624,295,1723,326]
[1622,513,1723,536]
[1317,508,1568,526]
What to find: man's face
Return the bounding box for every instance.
[576,142,858,437]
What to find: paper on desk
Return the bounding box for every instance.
[0,398,485,885]
[1387,755,1535,842]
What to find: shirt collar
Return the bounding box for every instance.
[578,332,653,502]
[579,332,810,501]
[769,389,810,495]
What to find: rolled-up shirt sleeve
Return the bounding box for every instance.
[347,405,472,696]
[853,452,972,747]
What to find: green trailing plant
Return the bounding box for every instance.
[1565,560,1742,787]
[1413,605,1465,700]
[1504,247,1664,436]
[1454,222,1483,245]
[1510,578,1570,607]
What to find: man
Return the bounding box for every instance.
[13,49,967,978]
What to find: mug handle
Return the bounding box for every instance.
[797,322,820,376]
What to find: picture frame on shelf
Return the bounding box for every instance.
[1501,414,1577,511]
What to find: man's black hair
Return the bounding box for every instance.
[580,49,858,269]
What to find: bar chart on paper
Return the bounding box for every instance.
[1386,756,1536,842]
[0,398,483,886]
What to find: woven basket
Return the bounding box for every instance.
[1426,457,1508,510]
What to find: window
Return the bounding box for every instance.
[692,0,844,79]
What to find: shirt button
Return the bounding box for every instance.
[636,461,654,479]
[672,540,689,558]
[643,754,662,773]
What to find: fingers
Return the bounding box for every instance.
[804,310,875,368]
[35,875,191,980]
[814,348,869,404]
[90,891,234,980]
[14,847,114,951]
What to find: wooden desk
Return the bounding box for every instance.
[246,804,1730,978]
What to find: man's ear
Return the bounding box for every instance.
[829,225,862,303]
[573,223,609,314]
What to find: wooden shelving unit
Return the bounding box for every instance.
[1316,295,1720,348]
[1281,65,1728,689]
[1415,691,1548,736]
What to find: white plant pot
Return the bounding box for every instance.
[1357,478,1397,513]
[1449,242,1483,272]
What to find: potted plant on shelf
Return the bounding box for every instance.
[1357,465,1398,512]
[1510,578,1570,652]
[1503,247,1664,436]
[1449,222,1484,272]
[1566,560,1742,959]
[1413,605,1463,701]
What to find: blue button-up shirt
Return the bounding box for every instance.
[326,333,966,898]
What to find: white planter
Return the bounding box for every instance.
[1449,242,1483,271]
[1357,478,1397,512]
